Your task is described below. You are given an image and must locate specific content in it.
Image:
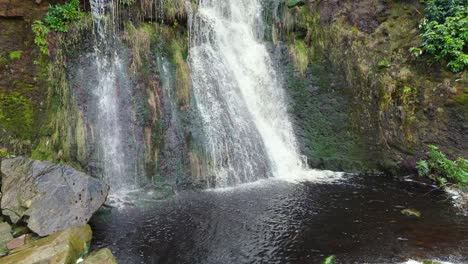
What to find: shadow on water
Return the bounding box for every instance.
[90,175,468,264]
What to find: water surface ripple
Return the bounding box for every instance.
[91,175,468,264]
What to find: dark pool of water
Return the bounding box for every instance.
[90,175,468,264]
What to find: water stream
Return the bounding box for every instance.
[189,0,315,187]
[89,0,146,192]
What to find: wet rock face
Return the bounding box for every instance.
[0,157,109,236]
[0,0,52,155]
[279,0,466,174]
[0,0,50,18]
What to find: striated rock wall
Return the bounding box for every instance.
[277,0,467,174]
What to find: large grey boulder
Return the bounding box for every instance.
[1,157,109,236]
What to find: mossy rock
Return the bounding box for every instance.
[0,222,13,253]
[0,225,92,264]
[401,208,422,218]
[82,248,118,264]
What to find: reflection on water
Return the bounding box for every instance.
[90,175,468,264]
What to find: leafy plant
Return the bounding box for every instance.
[323,255,336,264]
[416,160,429,176]
[32,20,50,55]
[417,145,468,187]
[377,59,391,69]
[419,0,467,72]
[409,47,423,57]
[8,50,23,60]
[44,0,84,32]
[31,0,83,55]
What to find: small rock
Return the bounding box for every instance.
[0,222,13,248]
[6,235,26,250]
[82,248,118,264]
[401,208,421,218]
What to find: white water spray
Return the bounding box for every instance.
[90,0,143,192]
[190,0,341,187]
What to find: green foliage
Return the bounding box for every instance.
[417,145,468,187]
[409,47,423,57]
[420,0,467,72]
[8,50,23,60]
[0,92,33,139]
[289,40,310,74]
[44,0,84,32]
[32,20,50,55]
[377,59,391,69]
[417,160,429,176]
[0,148,9,158]
[323,255,336,264]
[31,0,83,55]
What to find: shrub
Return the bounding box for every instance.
[419,0,467,72]
[32,0,83,55]
[44,0,84,32]
[417,145,468,187]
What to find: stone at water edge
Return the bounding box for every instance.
[0,225,92,264]
[82,248,118,264]
[6,235,26,250]
[401,208,422,218]
[0,222,12,256]
[0,157,109,236]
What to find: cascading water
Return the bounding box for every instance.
[189,0,331,187]
[89,0,145,193]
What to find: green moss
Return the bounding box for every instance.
[289,40,310,74]
[153,23,191,108]
[32,15,92,166]
[172,41,191,108]
[123,22,152,75]
[0,148,9,158]
[377,59,391,69]
[162,0,187,23]
[8,50,23,60]
[0,91,33,139]
[0,56,7,68]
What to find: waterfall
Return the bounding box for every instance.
[89,0,145,192]
[189,0,322,187]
